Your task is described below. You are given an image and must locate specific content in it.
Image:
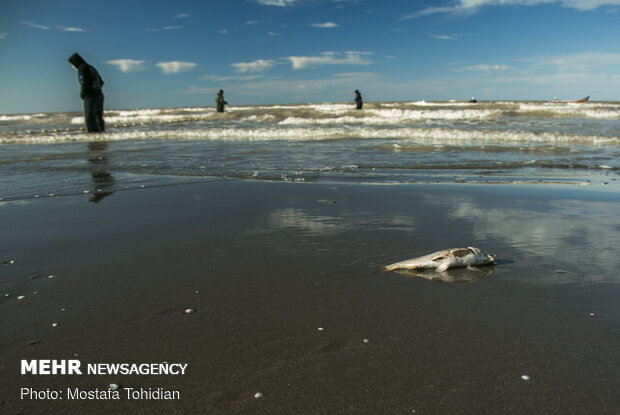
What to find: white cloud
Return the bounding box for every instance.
[106,59,146,73]
[58,26,85,32]
[312,22,340,28]
[202,74,264,82]
[429,34,458,40]
[549,0,620,10]
[148,24,185,31]
[287,51,372,69]
[402,0,620,19]
[460,64,514,71]
[156,61,197,74]
[21,22,86,32]
[21,22,50,30]
[22,22,87,32]
[0,33,8,39]
[231,59,277,73]
[256,0,297,6]
[175,13,190,19]
[524,51,620,72]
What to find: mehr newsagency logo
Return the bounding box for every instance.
[20,359,187,401]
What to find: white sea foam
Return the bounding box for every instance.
[48,101,618,130]
[70,111,218,125]
[4,125,617,146]
[518,102,620,119]
[279,108,500,125]
[0,113,46,122]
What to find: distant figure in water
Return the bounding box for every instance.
[470,97,478,103]
[215,90,228,113]
[354,90,363,110]
[68,53,105,132]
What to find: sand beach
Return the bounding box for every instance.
[1,179,619,414]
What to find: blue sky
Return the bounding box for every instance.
[1,0,619,113]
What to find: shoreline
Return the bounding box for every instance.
[1,180,619,413]
[1,169,618,204]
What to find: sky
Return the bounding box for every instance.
[1,0,619,113]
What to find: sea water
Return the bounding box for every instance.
[1,101,618,201]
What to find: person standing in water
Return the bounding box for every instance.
[215,90,228,113]
[68,53,105,132]
[354,90,363,110]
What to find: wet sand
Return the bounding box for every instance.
[1,180,619,414]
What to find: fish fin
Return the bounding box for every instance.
[436,262,450,272]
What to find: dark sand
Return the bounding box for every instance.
[1,180,619,414]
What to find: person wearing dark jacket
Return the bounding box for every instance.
[68,53,105,132]
[354,90,363,110]
[215,90,228,113]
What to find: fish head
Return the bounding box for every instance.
[482,251,496,265]
[468,247,496,265]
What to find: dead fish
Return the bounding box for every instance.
[382,246,495,273]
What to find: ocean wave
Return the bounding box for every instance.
[278,108,501,125]
[518,102,620,119]
[0,113,47,122]
[3,125,617,146]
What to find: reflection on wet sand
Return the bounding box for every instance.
[393,265,495,283]
[87,142,115,203]
[265,207,416,236]
[424,191,620,283]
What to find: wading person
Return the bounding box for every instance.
[354,89,363,110]
[215,89,228,113]
[68,53,105,132]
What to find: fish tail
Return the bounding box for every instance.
[380,262,421,273]
[381,263,402,273]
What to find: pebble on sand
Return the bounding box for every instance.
[254,392,263,399]
[183,308,196,314]
[521,375,530,381]
[109,383,120,391]
[52,323,59,327]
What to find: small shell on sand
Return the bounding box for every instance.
[52,323,59,327]
[254,392,263,399]
[183,308,196,314]
[109,383,120,391]
[363,339,370,344]
[521,375,530,381]
[17,295,26,300]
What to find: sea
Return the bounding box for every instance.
[1,100,619,201]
